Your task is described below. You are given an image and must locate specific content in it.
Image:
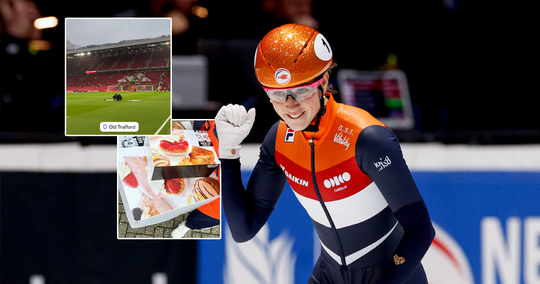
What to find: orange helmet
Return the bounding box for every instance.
[254,24,333,88]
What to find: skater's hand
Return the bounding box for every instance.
[215,104,256,159]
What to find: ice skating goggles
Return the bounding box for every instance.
[263,78,324,103]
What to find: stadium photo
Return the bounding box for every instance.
[65,18,171,135]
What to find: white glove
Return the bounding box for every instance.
[215,104,256,159]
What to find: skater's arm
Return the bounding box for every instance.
[221,122,287,242]
[357,125,435,284]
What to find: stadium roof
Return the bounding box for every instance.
[66,35,170,55]
[66,39,82,50]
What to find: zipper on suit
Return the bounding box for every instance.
[309,138,350,282]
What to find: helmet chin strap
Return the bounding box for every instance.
[302,86,328,133]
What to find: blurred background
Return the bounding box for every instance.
[2,0,539,143]
[1,0,539,283]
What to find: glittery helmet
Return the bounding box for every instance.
[254,24,333,88]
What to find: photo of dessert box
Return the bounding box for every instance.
[117,120,220,229]
[148,122,219,180]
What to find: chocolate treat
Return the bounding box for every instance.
[193,177,220,201]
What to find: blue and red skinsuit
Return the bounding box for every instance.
[221,94,435,284]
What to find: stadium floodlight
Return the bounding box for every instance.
[34,16,58,29]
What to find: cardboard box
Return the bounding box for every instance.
[117,120,220,228]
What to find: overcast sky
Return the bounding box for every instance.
[66,18,171,47]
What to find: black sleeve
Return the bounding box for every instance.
[221,122,288,243]
[356,125,435,284]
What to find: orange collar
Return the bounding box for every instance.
[302,93,337,143]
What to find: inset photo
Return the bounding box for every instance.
[65,18,172,136]
[117,119,221,239]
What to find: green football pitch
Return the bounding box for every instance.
[65,91,171,135]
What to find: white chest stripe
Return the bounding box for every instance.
[292,182,388,229]
[320,221,399,265]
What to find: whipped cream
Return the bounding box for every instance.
[161,135,181,143]
[150,180,167,195]
[118,162,131,180]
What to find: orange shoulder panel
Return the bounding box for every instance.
[275,102,386,173]
[337,104,386,131]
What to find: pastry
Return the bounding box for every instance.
[153,155,170,167]
[177,157,191,165]
[164,178,185,195]
[172,121,186,129]
[140,194,160,218]
[159,135,189,156]
[177,146,216,165]
[151,148,170,166]
[188,146,216,164]
[140,194,171,219]
[192,177,220,202]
